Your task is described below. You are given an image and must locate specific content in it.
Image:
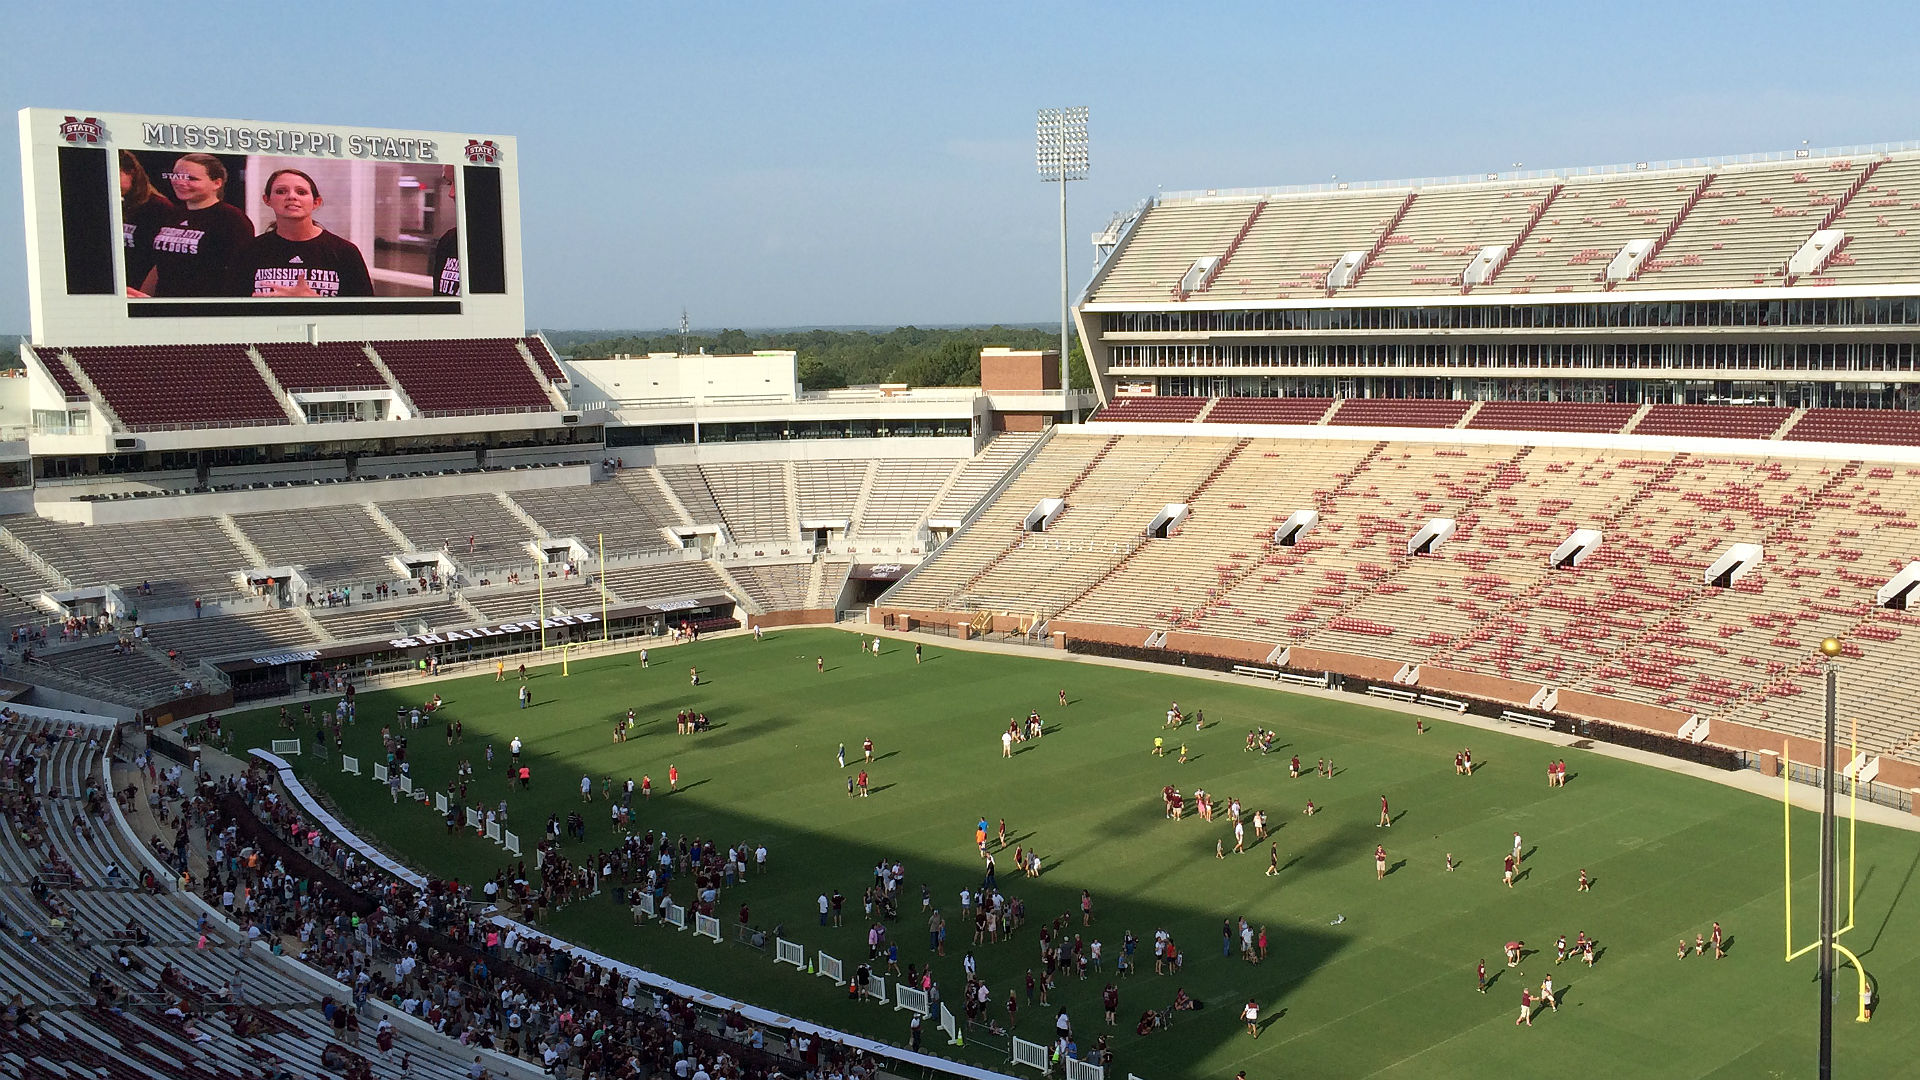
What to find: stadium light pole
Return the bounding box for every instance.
[1817,636,1841,1080]
[1037,107,1088,419]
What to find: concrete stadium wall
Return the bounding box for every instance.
[1418,666,1545,710]
[749,609,837,629]
[1555,689,1691,735]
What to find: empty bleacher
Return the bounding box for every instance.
[697,462,792,545]
[522,335,567,382]
[1204,397,1334,425]
[369,339,552,415]
[1467,401,1640,434]
[378,493,540,566]
[3,517,251,603]
[1632,404,1792,440]
[139,609,316,663]
[504,480,680,555]
[1818,154,1920,284]
[596,560,730,604]
[63,345,286,430]
[1488,172,1695,293]
[656,464,726,524]
[1200,190,1410,299]
[1327,399,1471,428]
[311,598,470,641]
[794,461,868,523]
[1345,184,1539,296]
[465,579,609,621]
[1621,161,1840,290]
[29,642,185,699]
[230,506,396,587]
[929,433,1041,521]
[855,460,955,537]
[0,544,58,619]
[1088,199,1264,303]
[728,563,813,611]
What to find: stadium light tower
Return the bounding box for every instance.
[1037,106,1088,416]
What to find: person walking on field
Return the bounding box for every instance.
[1378,794,1391,828]
[668,764,679,792]
[1376,844,1387,880]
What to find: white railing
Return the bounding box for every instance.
[817,951,843,983]
[341,754,359,775]
[1159,140,1920,202]
[775,938,807,969]
[1012,1037,1051,1073]
[894,984,930,1016]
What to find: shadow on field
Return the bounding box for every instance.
[1866,846,1920,956]
[224,633,1354,1077]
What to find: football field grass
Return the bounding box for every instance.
[228,628,1920,1079]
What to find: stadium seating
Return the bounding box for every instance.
[230,506,399,588]
[0,544,58,619]
[522,335,567,382]
[1090,397,1208,423]
[1631,404,1793,440]
[1344,184,1548,296]
[1466,401,1641,433]
[2,517,252,603]
[1087,200,1261,302]
[378,492,541,566]
[252,341,385,391]
[63,345,286,430]
[697,463,792,544]
[595,560,729,604]
[1326,399,1471,428]
[312,598,470,641]
[1488,172,1693,293]
[1619,162,1851,290]
[503,477,682,554]
[1200,191,1409,299]
[794,460,867,523]
[728,562,814,611]
[1203,397,1334,425]
[1818,156,1920,284]
[856,460,956,537]
[929,433,1042,520]
[1782,408,1920,446]
[139,609,317,664]
[369,339,553,415]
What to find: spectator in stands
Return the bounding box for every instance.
[137,154,252,298]
[230,168,373,298]
[119,151,176,292]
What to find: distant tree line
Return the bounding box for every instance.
[541,326,1091,391]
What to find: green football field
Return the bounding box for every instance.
[226,628,1920,1079]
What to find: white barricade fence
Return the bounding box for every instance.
[372,763,389,783]
[435,793,449,815]
[865,974,887,1002]
[1012,1037,1050,1073]
[1066,1060,1105,1080]
[341,755,360,776]
[694,913,722,943]
[270,739,300,757]
[485,821,502,843]
[503,830,520,855]
[397,776,413,798]
[938,1003,959,1043]
[894,983,930,1016]
[632,890,656,918]
[817,952,843,983]
[663,902,687,930]
[775,938,807,969]
[466,807,483,830]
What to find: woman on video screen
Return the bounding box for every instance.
[229,168,374,298]
[119,151,175,295]
[137,153,253,298]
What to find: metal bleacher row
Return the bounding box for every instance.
[885,430,1920,766]
[0,437,1037,673]
[1089,148,1920,302]
[0,717,499,1080]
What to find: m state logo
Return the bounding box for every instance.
[464,139,502,165]
[870,564,904,576]
[60,116,105,144]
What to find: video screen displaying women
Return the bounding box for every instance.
[120,151,458,302]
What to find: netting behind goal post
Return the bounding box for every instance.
[1012,1037,1050,1073]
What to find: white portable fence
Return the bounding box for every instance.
[373,763,389,783]
[270,739,300,757]
[865,974,887,1002]
[775,938,807,969]
[1012,1037,1050,1073]
[485,821,502,843]
[397,776,414,798]
[631,891,656,919]
[466,807,483,829]
[662,902,687,930]
[894,984,930,1016]
[817,952,843,983]
[694,914,722,943]
[503,830,520,855]
[1066,1060,1105,1080]
[939,1003,959,1043]
[435,793,449,814]
[341,755,360,775]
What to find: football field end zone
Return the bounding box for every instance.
[850,620,1920,836]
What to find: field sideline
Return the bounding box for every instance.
[228,627,1920,1079]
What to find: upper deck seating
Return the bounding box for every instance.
[369,339,552,415]
[1327,399,1471,428]
[1466,401,1639,434]
[1090,397,1208,423]
[1204,397,1333,425]
[1632,404,1792,440]
[64,345,285,430]
[252,341,385,391]
[1783,408,1920,446]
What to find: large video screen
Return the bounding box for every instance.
[20,110,521,342]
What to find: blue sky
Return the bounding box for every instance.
[7,0,1920,332]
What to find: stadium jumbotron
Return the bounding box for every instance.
[6,102,1920,1080]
